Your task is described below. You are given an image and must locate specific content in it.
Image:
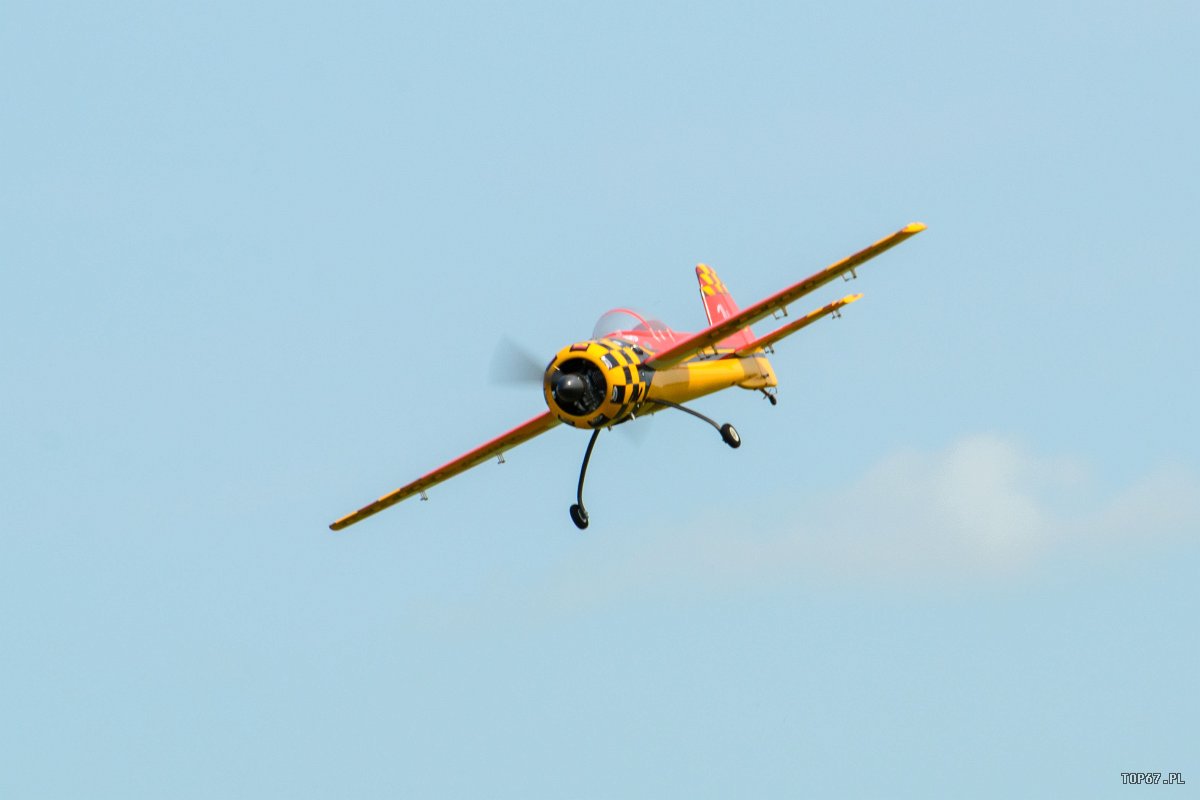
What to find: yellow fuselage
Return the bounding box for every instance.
[543,338,777,429]
[642,351,776,412]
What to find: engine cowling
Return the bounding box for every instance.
[543,339,651,429]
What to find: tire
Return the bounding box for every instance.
[720,423,741,449]
[569,503,589,530]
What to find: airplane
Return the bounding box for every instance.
[330,221,926,532]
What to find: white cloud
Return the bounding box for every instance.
[540,435,1200,602]
[431,435,1200,626]
[675,434,1199,586]
[1079,464,1200,547]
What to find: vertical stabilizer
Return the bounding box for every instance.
[695,264,756,350]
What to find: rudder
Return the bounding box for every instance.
[695,264,756,350]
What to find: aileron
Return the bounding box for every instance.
[329,411,559,530]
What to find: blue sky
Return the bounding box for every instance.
[2,1,1197,797]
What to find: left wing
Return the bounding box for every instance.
[330,411,560,531]
[646,222,925,369]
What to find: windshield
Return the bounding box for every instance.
[592,308,670,340]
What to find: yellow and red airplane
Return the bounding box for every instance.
[331,222,926,531]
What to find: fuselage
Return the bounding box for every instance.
[643,348,776,408]
[542,308,776,430]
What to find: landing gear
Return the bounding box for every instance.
[569,428,601,530]
[653,399,743,449]
[567,404,740,530]
[720,423,741,448]
[760,388,778,406]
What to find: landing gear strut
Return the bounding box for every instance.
[569,428,601,530]
[569,403,741,530]
[652,399,741,449]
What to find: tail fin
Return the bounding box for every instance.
[695,264,756,350]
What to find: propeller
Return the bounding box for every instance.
[489,336,547,385]
[613,415,649,446]
[489,336,647,445]
[489,337,591,408]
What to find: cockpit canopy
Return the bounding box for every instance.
[592,308,670,341]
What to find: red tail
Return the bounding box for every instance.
[695,264,756,350]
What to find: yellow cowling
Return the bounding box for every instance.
[543,339,650,429]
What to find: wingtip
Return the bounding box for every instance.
[903,222,927,233]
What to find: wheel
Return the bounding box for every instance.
[569,503,589,530]
[720,423,741,449]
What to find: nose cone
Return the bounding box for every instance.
[553,372,586,404]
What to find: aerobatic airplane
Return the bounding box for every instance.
[331,222,926,531]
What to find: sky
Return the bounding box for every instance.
[2,0,1197,797]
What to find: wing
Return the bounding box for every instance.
[330,411,560,531]
[734,294,862,356]
[645,222,926,369]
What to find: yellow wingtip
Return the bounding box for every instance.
[903,222,927,233]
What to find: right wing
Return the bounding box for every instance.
[645,222,926,369]
[330,411,560,531]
